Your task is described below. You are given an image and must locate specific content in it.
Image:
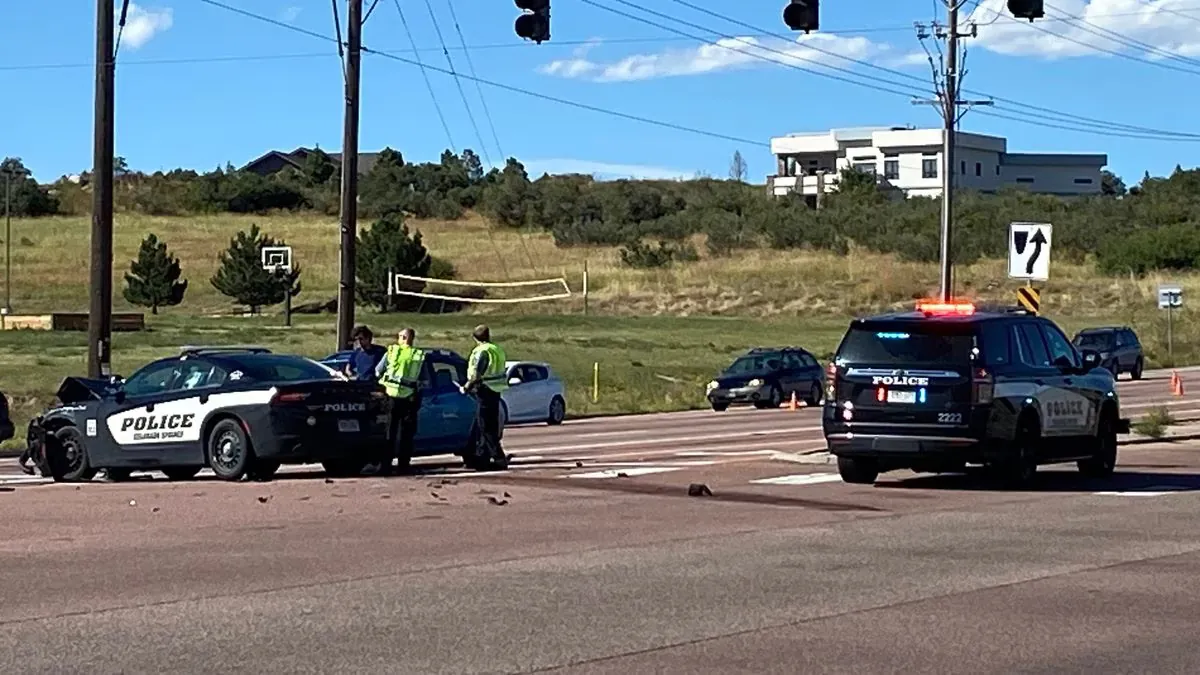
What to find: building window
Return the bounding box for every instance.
[1015,177,1035,184]
[975,162,982,177]
[960,161,966,176]
[922,158,938,179]
[852,162,876,176]
[995,165,1001,176]
[884,159,899,180]
[1073,177,1094,184]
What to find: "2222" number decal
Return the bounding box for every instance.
[937,412,963,424]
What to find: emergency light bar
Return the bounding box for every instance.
[915,300,976,315]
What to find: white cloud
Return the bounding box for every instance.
[538,33,920,83]
[281,6,302,23]
[119,4,173,49]
[968,0,1200,59]
[523,159,693,181]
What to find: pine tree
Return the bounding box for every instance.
[122,233,188,314]
[355,213,432,312]
[210,224,302,313]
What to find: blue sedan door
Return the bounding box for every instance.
[413,355,476,455]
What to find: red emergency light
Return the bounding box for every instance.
[915,299,975,315]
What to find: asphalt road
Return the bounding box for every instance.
[2,366,1200,673]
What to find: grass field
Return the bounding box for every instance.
[0,212,1197,450]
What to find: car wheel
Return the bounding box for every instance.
[755,386,782,410]
[51,426,97,482]
[711,402,729,412]
[322,458,367,477]
[163,466,201,481]
[837,456,879,484]
[1000,418,1040,488]
[546,396,566,425]
[1078,411,1118,478]
[206,418,254,481]
[1131,357,1144,381]
[806,382,823,406]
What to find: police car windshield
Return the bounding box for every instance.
[725,354,780,374]
[837,324,976,367]
[224,354,339,382]
[1074,332,1114,349]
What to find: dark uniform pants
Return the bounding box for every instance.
[477,386,503,456]
[386,395,420,470]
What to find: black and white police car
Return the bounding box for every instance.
[25,346,389,482]
[823,300,1131,487]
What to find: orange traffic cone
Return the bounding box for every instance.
[1172,371,1185,397]
[789,391,799,411]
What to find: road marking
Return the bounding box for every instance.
[566,467,682,479]
[1092,486,1195,497]
[749,472,843,486]
[518,426,814,454]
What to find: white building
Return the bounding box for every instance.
[767,126,1108,203]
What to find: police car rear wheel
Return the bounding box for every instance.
[207,419,253,481]
[1078,412,1117,478]
[837,456,879,484]
[1000,421,1039,488]
[52,426,97,482]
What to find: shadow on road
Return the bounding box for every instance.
[876,468,1200,493]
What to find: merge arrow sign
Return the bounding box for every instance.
[1025,229,1047,275]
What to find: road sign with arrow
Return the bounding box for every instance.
[1008,222,1052,281]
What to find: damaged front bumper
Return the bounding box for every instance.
[19,416,50,477]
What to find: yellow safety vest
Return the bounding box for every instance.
[468,341,509,392]
[382,344,425,399]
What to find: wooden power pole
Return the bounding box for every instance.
[89,0,115,377]
[336,0,363,350]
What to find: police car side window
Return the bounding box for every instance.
[979,322,1011,366]
[122,362,182,397]
[1016,323,1053,368]
[1040,324,1079,369]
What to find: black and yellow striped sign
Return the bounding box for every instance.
[1017,286,1040,314]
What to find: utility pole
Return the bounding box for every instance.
[336,0,363,351]
[89,0,116,378]
[4,168,12,314]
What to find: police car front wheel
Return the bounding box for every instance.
[52,426,97,482]
[207,418,256,481]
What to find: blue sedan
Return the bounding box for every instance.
[320,348,494,468]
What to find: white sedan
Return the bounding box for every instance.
[500,361,567,427]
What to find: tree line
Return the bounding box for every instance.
[5,150,1200,276]
[121,216,450,315]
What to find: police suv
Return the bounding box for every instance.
[25,346,388,482]
[822,301,1131,487]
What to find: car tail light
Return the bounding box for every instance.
[875,386,886,402]
[972,367,994,404]
[826,362,837,401]
[271,391,310,405]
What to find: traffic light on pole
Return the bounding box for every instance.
[1006,0,1044,21]
[515,0,550,43]
[782,0,818,33]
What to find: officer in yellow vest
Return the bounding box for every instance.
[462,324,509,468]
[376,328,426,475]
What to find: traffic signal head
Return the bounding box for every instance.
[783,0,818,33]
[515,0,550,43]
[1006,0,1044,21]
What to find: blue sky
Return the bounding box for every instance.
[4,0,1200,184]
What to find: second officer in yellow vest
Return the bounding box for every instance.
[376,328,426,475]
[461,324,509,469]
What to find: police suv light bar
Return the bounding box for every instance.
[179,345,273,356]
[914,300,976,315]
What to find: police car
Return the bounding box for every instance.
[823,301,1131,487]
[26,346,389,482]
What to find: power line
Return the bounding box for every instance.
[389,0,457,152]
[445,0,505,164]
[418,0,492,168]
[641,0,1200,140]
[194,0,764,147]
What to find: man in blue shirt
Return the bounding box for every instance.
[348,325,387,382]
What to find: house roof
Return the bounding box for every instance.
[241,147,382,174]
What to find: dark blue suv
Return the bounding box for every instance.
[823,301,1131,487]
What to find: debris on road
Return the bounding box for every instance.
[616,472,629,478]
[257,496,270,504]
[688,483,713,497]
[486,496,509,506]
[128,500,137,507]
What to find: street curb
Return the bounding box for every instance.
[1120,432,1200,446]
